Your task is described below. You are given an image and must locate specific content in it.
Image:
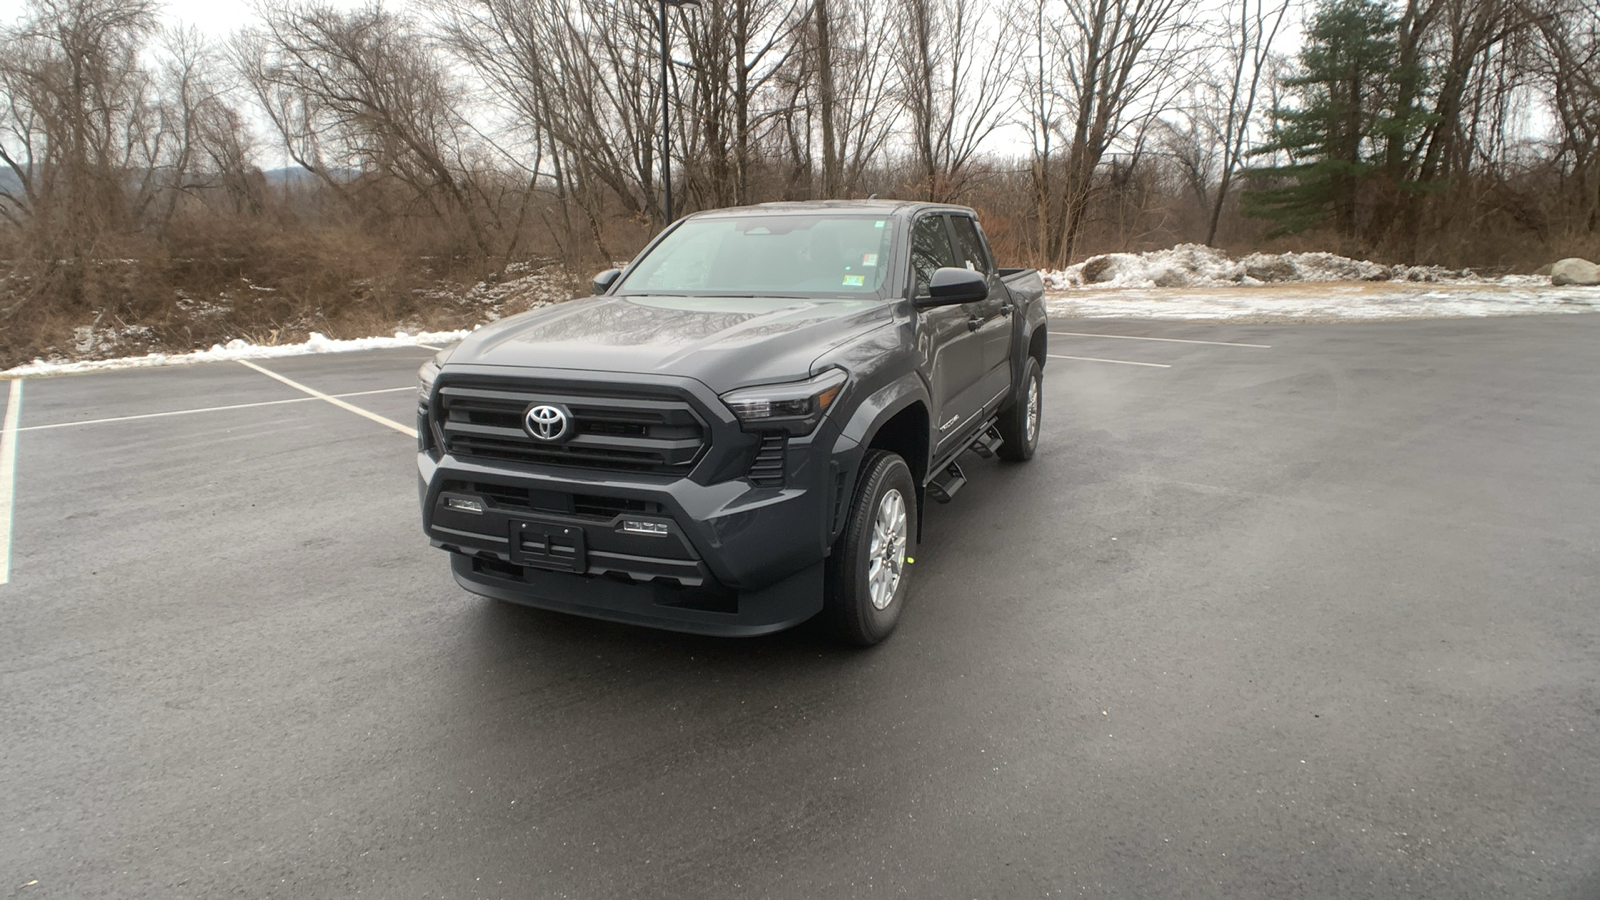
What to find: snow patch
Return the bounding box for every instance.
[1046,282,1600,321]
[1043,244,1544,290]
[4,329,474,378]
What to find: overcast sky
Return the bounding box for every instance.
[158,0,420,36]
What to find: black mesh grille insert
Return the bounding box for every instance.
[441,479,664,519]
[436,382,707,475]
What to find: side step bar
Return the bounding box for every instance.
[968,425,1004,459]
[926,422,1004,504]
[927,461,967,504]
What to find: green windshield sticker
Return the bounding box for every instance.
[874,220,885,228]
[862,253,879,266]
[843,275,866,287]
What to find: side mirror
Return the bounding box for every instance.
[915,267,988,307]
[592,268,622,295]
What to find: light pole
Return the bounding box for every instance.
[658,0,698,224]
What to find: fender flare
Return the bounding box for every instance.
[834,372,931,466]
[827,372,933,544]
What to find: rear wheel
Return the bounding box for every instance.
[824,450,917,645]
[997,356,1042,461]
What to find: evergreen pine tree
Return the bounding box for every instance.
[1243,0,1405,239]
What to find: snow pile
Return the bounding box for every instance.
[412,261,575,322]
[1043,244,1541,290]
[1045,281,1600,321]
[4,258,584,377]
[3,329,473,378]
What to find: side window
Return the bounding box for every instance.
[950,216,991,273]
[909,215,958,297]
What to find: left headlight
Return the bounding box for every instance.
[720,368,848,436]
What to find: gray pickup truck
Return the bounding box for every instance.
[418,200,1046,644]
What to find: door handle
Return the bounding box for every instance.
[967,315,984,331]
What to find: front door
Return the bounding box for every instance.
[949,214,1014,406]
[910,214,988,457]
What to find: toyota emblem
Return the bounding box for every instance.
[524,404,571,441]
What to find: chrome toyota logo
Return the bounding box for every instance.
[524,404,571,441]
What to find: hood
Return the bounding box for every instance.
[443,294,893,392]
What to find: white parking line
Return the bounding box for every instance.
[1056,328,1267,344]
[1051,330,1271,349]
[16,387,414,433]
[1049,354,1172,368]
[237,360,417,437]
[1,379,21,585]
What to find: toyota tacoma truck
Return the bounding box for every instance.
[417,200,1046,644]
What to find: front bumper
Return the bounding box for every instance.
[450,553,824,637]
[417,367,861,636]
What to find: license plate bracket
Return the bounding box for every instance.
[509,521,588,574]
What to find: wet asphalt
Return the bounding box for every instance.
[2,315,1598,899]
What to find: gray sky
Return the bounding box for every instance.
[158,0,421,36]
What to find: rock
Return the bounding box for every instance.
[1550,258,1600,286]
[1242,257,1298,282]
[1080,255,1117,283]
[1533,263,1553,277]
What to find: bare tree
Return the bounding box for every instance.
[1202,0,1293,245]
[809,0,898,197]
[1049,0,1192,263]
[1521,0,1600,232]
[892,0,1017,201]
[678,0,807,207]
[438,0,665,254]
[236,2,495,258]
[0,0,160,252]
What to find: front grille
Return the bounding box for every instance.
[748,432,787,486]
[436,382,707,475]
[440,479,663,519]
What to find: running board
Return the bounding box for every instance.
[968,425,1004,459]
[925,416,1001,504]
[927,461,967,504]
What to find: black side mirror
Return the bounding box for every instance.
[592,268,622,295]
[915,267,988,307]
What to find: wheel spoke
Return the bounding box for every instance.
[866,488,909,610]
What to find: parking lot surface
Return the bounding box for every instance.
[2,316,1598,898]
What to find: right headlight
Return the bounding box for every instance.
[417,355,443,404]
[720,368,848,436]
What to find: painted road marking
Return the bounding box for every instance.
[1049,355,1171,368]
[1,379,21,585]
[1051,331,1271,349]
[16,387,415,433]
[238,360,416,437]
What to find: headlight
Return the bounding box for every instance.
[720,368,848,436]
[418,356,443,403]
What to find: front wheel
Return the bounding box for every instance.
[997,356,1042,461]
[824,450,917,645]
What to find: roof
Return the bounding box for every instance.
[685,199,976,218]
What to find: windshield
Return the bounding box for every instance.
[616,214,896,298]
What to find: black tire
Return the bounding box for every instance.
[824,450,918,646]
[997,356,1042,462]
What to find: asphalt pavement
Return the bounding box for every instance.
[2,316,1597,899]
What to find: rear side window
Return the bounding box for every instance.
[910,215,958,297]
[950,216,991,273]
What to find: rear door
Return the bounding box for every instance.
[909,213,988,457]
[948,214,1014,408]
